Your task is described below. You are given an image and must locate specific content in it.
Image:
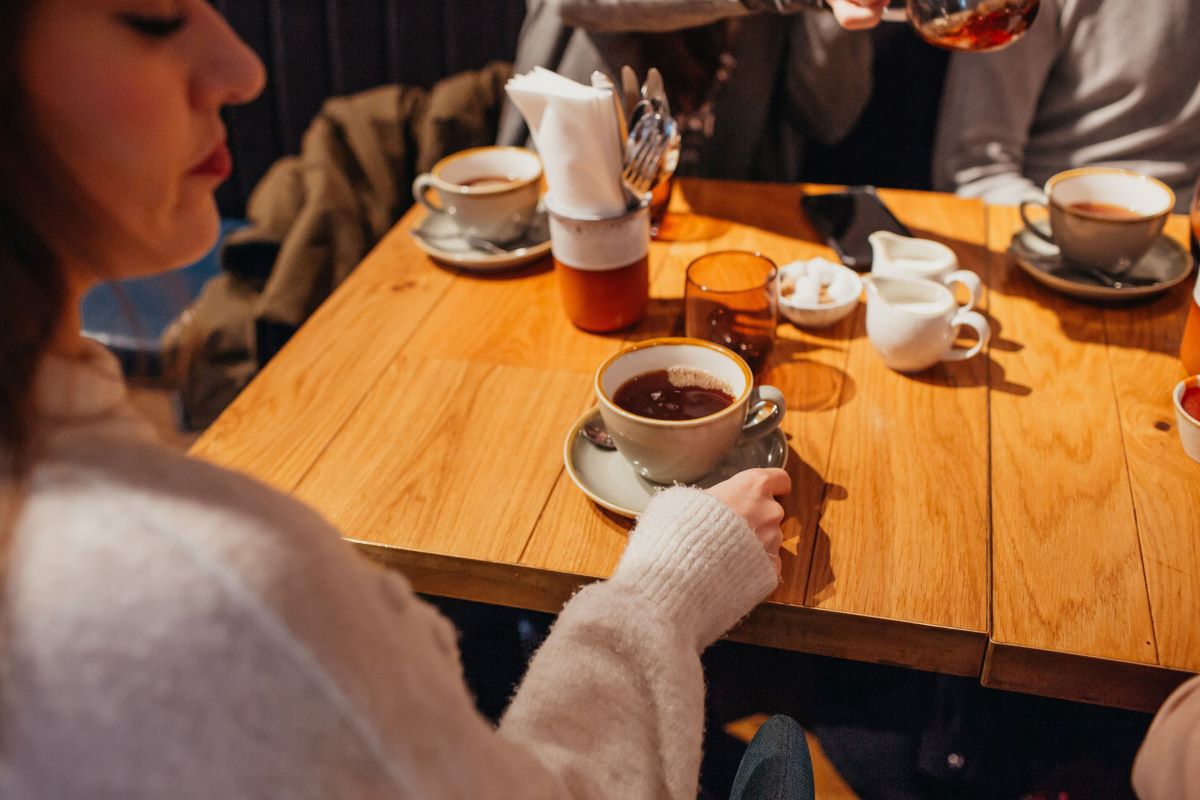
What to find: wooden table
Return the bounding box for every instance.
[193,179,1200,712]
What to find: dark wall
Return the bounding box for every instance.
[212,0,526,216]
[803,24,948,191]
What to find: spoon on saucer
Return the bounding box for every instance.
[1050,260,1159,289]
[411,229,529,256]
[580,418,616,449]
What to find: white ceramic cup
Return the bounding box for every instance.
[1018,167,1174,274]
[412,146,542,242]
[1173,376,1200,464]
[595,338,786,484]
[864,275,991,373]
[868,231,982,311]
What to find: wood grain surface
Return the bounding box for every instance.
[193,179,1199,708]
[984,207,1199,710]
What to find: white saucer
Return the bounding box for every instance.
[563,407,789,519]
[1009,221,1193,302]
[411,203,551,271]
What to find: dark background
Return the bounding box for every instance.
[210,0,526,216]
[210,1,947,218]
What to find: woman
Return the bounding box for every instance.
[0,1,794,797]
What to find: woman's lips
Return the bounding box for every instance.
[190,142,232,179]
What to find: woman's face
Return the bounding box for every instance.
[18,0,264,283]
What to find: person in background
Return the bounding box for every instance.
[499,0,885,182]
[933,0,1200,210]
[0,0,805,797]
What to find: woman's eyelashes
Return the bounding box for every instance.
[118,12,188,38]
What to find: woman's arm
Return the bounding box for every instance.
[188,481,780,799]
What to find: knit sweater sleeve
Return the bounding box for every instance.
[499,487,779,799]
[10,441,777,800]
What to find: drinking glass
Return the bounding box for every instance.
[882,0,1041,52]
[1180,176,1200,375]
[685,251,778,375]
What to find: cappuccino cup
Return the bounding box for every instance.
[412,146,542,242]
[1019,167,1174,274]
[864,275,991,373]
[595,338,786,484]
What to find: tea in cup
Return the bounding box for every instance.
[595,338,786,483]
[548,200,649,332]
[412,146,542,242]
[1018,167,1174,274]
[864,275,991,373]
[868,231,982,310]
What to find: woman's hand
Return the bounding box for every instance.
[705,468,791,578]
[827,0,890,29]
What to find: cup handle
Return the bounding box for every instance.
[943,269,982,313]
[942,310,991,363]
[740,385,786,442]
[1018,197,1055,244]
[412,173,444,214]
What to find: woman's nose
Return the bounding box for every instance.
[191,4,266,110]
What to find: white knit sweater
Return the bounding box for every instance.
[0,341,778,799]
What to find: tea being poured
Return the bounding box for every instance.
[905,0,1039,52]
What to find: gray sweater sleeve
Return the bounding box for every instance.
[931,1,1061,204]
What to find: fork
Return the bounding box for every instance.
[621,111,670,201]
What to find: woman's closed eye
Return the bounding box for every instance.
[118,12,188,38]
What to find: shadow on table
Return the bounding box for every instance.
[903,353,1031,397]
[677,181,823,243]
[624,297,686,342]
[768,350,857,412]
[780,442,845,603]
[650,211,735,244]
[993,254,1193,358]
[447,254,553,282]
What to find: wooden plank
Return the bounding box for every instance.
[403,256,626,373]
[1102,215,1200,673]
[731,603,984,677]
[294,355,592,563]
[191,223,456,492]
[804,191,990,637]
[986,205,1157,673]
[982,643,1193,713]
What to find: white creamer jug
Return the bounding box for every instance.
[869,231,982,311]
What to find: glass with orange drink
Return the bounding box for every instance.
[1181,176,1200,375]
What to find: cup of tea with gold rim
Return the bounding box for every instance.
[412,146,542,242]
[595,337,786,484]
[1019,167,1174,275]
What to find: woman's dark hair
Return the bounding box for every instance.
[0,0,67,475]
